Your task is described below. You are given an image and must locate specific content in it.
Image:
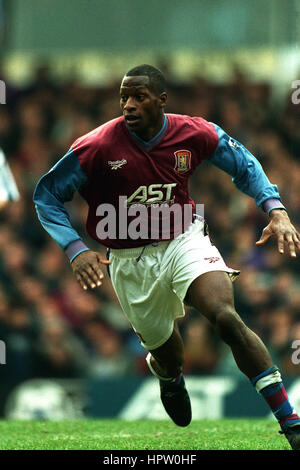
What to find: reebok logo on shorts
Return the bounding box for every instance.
[204,257,220,263]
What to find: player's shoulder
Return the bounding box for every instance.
[167,113,218,137]
[71,116,124,154]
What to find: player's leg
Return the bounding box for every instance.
[147,321,184,379]
[185,271,272,378]
[108,243,192,427]
[146,322,192,427]
[185,270,300,449]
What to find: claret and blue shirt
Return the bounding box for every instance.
[33,114,285,262]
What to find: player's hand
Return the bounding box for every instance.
[71,250,111,290]
[256,209,300,258]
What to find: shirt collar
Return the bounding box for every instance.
[129,114,168,152]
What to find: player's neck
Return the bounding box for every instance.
[134,114,166,143]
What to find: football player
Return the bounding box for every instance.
[34,65,300,449]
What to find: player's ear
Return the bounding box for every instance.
[159,92,167,109]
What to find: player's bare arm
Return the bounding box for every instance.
[256,209,300,257]
[71,250,111,290]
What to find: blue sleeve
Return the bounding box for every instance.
[209,124,285,212]
[33,149,89,250]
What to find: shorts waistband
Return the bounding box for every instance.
[109,215,205,259]
[109,240,171,259]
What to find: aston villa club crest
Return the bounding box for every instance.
[174,150,192,174]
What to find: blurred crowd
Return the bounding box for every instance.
[0,61,299,391]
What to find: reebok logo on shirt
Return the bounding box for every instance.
[108,159,127,170]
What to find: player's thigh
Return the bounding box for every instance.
[184,270,236,324]
[149,322,185,369]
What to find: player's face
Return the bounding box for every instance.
[120,75,167,141]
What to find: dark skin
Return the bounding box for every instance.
[71,74,300,381]
[120,75,167,141]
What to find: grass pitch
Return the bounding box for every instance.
[0,419,291,450]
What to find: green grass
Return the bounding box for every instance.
[0,419,291,450]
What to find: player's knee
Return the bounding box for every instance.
[214,307,246,345]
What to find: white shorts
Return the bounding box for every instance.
[108,219,239,351]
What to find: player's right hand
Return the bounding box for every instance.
[71,250,111,290]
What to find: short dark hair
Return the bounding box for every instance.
[125,64,166,95]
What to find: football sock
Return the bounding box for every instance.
[251,365,300,429]
[146,352,182,383]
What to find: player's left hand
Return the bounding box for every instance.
[256,209,300,257]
